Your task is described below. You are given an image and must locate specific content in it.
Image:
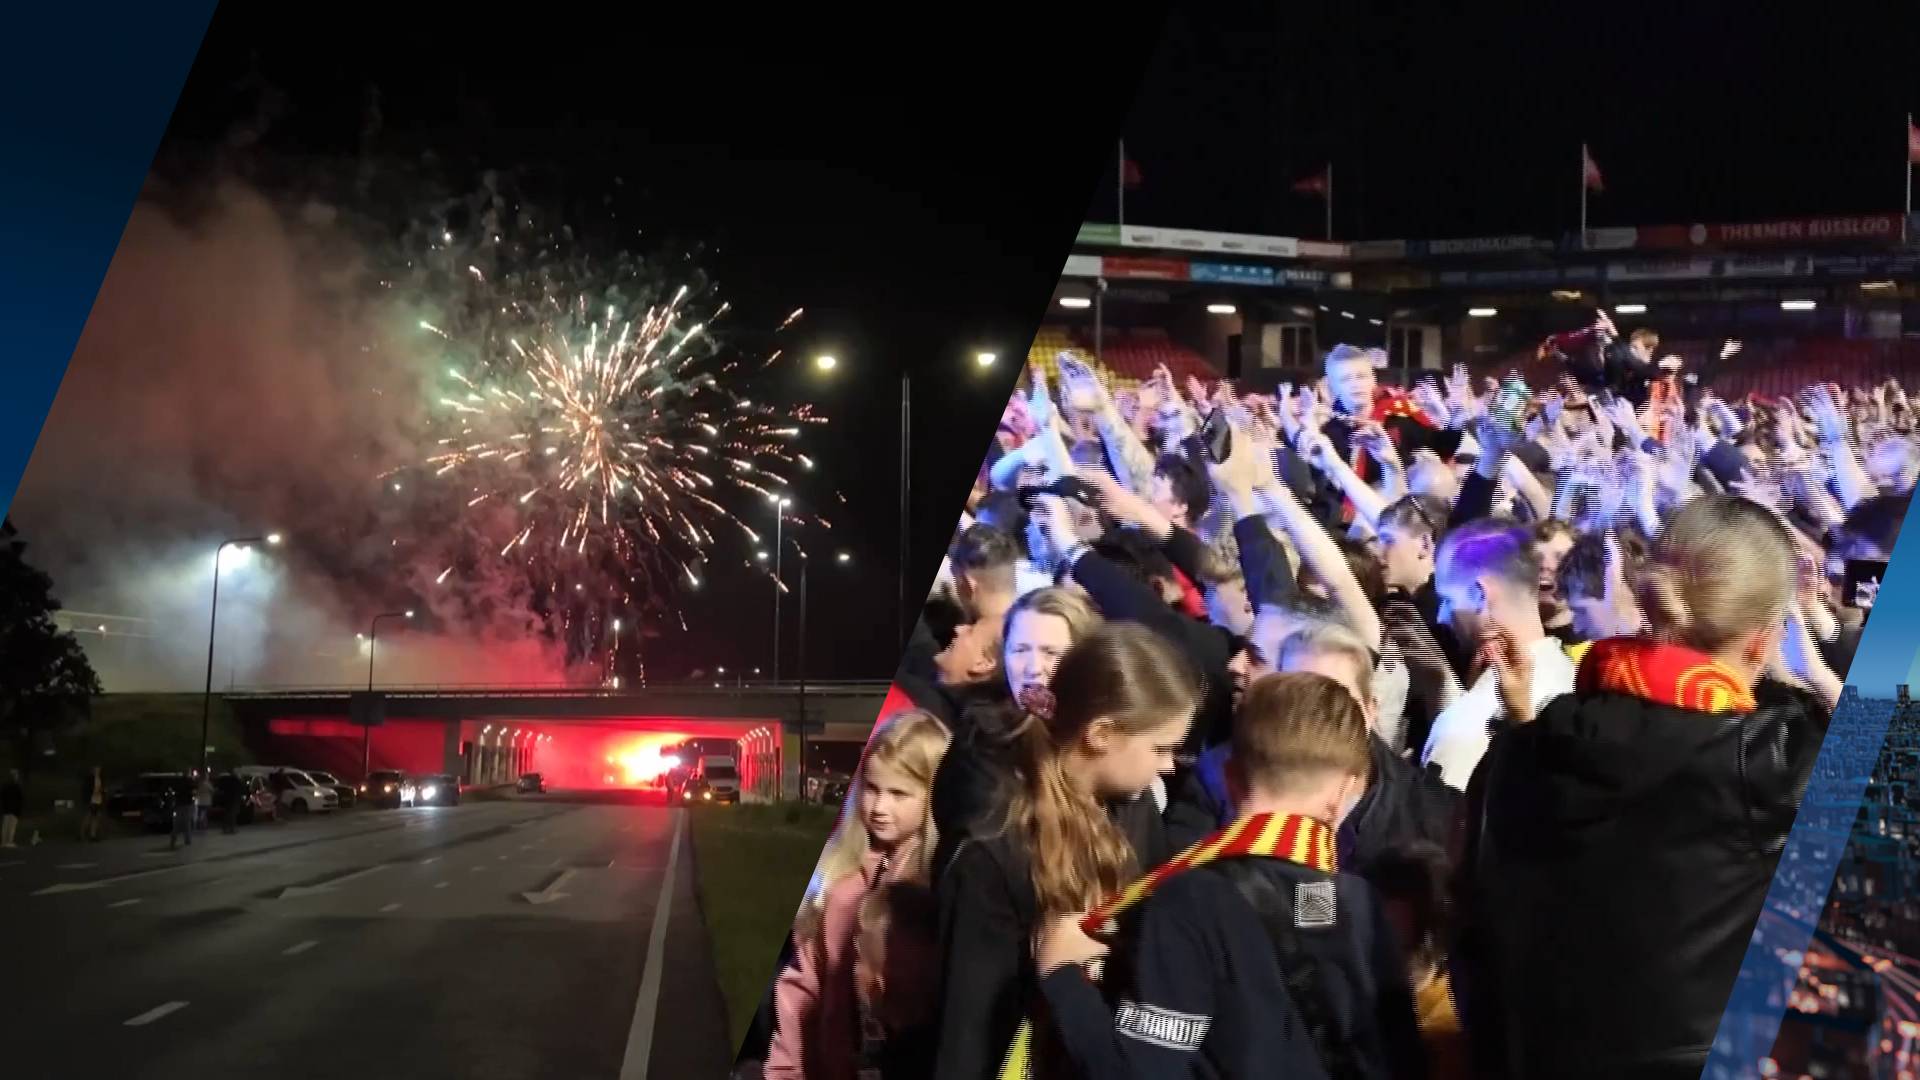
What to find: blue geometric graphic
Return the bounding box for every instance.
[0,2,217,516]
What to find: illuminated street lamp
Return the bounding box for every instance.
[201,533,282,774]
[809,353,993,651]
[362,609,415,779]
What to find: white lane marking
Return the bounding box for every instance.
[124,1001,188,1027]
[521,868,576,905]
[420,856,441,865]
[282,940,319,956]
[34,864,190,896]
[380,902,403,913]
[520,844,535,851]
[109,898,142,909]
[618,810,685,1080]
[469,865,487,873]
[434,881,450,889]
[57,862,97,870]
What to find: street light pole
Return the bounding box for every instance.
[362,609,413,781]
[200,534,279,776]
[796,548,809,795]
[774,504,784,683]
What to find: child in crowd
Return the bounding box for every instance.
[767,710,952,1080]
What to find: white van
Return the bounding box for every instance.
[690,755,740,804]
[235,766,337,814]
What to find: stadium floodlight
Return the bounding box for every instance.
[814,354,838,372]
[1467,308,1498,318]
[1614,303,1648,315]
[1059,296,1092,310]
[1780,299,1818,312]
[1206,304,1237,316]
[975,352,997,367]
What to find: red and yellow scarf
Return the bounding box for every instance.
[999,813,1335,1079]
[1576,638,1757,715]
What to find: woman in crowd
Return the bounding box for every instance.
[932,623,1201,1080]
[766,709,952,1080]
[929,587,1102,880]
[1455,494,1840,1080]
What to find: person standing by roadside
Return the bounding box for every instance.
[1,768,24,848]
[80,766,106,842]
[195,771,213,833]
[167,779,193,850]
[218,775,240,834]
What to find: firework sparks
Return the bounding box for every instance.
[410,266,827,622]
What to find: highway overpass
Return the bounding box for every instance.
[219,680,893,797]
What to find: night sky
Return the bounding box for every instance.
[1102,3,1920,241]
[91,4,1171,684]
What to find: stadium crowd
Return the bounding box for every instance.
[739,311,1914,1080]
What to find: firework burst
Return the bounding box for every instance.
[393,215,825,655]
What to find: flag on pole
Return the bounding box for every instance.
[1122,157,1143,189]
[1907,118,1920,164]
[1292,167,1330,197]
[1582,144,1605,193]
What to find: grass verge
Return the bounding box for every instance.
[689,801,838,1052]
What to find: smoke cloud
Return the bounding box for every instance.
[11,179,584,691]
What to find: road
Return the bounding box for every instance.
[0,791,732,1079]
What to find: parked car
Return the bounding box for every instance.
[113,773,194,831]
[213,773,276,825]
[303,769,357,809]
[415,774,460,807]
[516,772,548,794]
[805,772,852,806]
[237,766,336,814]
[363,769,415,809]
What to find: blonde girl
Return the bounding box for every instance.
[767,710,951,1080]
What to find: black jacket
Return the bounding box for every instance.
[1453,678,1828,1080]
[1,780,22,816]
[1162,737,1459,874]
[1040,857,1426,1080]
[932,800,1169,1080]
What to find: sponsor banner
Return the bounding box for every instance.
[1608,258,1716,281]
[1633,215,1904,250]
[1278,267,1330,285]
[1581,227,1640,251]
[1101,256,1190,281]
[1077,222,1121,246]
[1060,254,1103,278]
[1119,224,1299,259]
[1295,240,1349,259]
[1809,253,1920,276]
[1422,235,1550,256]
[1714,214,1902,246]
[1190,261,1275,287]
[1720,255,1807,278]
[1348,239,1408,261]
[1436,267,1564,287]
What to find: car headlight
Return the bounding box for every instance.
[682,789,692,801]
[383,784,395,793]
[359,785,368,793]
[703,791,713,801]
[422,786,438,800]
